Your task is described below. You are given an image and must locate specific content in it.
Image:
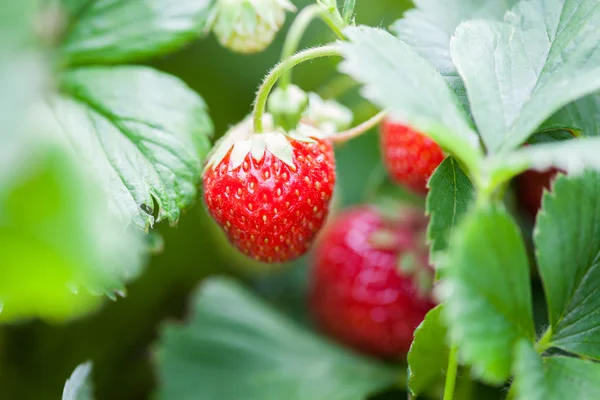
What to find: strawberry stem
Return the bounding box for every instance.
[253,45,343,134]
[279,4,345,90]
[443,345,459,400]
[506,384,516,400]
[328,110,387,144]
[534,326,553,354]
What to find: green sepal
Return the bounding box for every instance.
[204,114,325,174]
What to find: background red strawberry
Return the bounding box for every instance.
[380,119,445,194]
[516,168,560,216]
[203,125,335,263]
[308,205,436,359]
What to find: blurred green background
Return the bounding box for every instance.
[0,1,413,398]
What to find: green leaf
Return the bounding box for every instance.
[513,340,600,400]
[51,66,213,231]
[407,304,450,397]
[442,206,534,384]
[62,361,93,400]
[0,0,47,164]
[426,156,475,266]
[0,146,145,322]
[342,0,356,23]
[338,25,482,171]
[486,138,600,188]
[156,277,398,400]
[450,0,600,153]
[527,130,574,145]
[541,94,600,136]
[59,0,213,66]
[534,171,600,359]
[391,0,516,108]
[0,0,37,47]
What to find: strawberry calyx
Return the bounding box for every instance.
[204,113,326,173]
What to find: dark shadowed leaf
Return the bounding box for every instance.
[540,94,600,136]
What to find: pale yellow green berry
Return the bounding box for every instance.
[209,0,296,54]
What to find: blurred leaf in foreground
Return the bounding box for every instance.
[156,277,399,400]
[0,143,145,322]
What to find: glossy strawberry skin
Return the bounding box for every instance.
[516,168,559,216]
[309,206,436,359]
[203,137,335,263]
[380,119,445,194]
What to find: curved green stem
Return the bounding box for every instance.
[279,4,345,89]
[444,345,459,400]
[328,110,387,144]
[253,45,343,133]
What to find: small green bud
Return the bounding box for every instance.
[267,84,309,130]
[208,0,296,54]
[305,93,353,134]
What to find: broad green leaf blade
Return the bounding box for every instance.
[407,304,449,397]
[450,0,600,153]
[51,66,213,231]
[426,156,475,267]
[59,0,213,65]
[513,341,600,400]
[156,278,398,400]
[62,362,93,400]
[391,0,516,108]
[442,206,535,384]
[486,138,600,188]
[534,171,600,359]
[338,26,482,171]
[0,146,145,322]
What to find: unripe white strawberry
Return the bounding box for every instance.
[267,84,309,130]
[304,93,353,134]
[208,0,296,54]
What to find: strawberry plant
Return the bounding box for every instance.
[2,0,600,399]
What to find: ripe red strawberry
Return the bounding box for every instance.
[380,119,445,194]
[516,168,560,216]
[309,205,436,359]
[203,117,335,263]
